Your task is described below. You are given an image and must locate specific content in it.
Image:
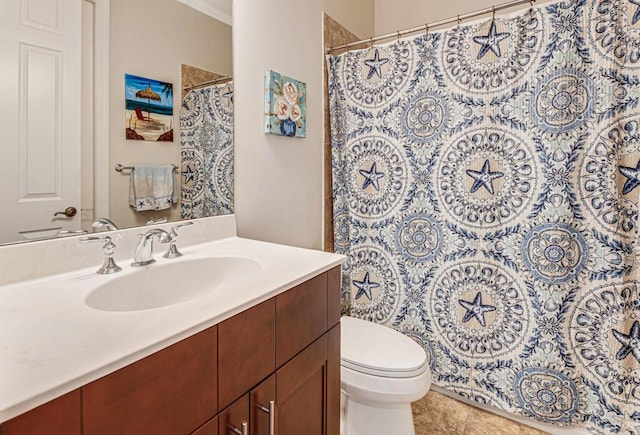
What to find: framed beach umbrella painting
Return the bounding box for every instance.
[264,70,307,138]
[125,74,174,142]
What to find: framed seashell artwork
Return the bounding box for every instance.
[264,70,307,138]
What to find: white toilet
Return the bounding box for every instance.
[340,316,432,435]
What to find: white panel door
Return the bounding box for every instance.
[0,0,82,244]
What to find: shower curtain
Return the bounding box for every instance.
[328,0,640,432]
[180,82,234,218]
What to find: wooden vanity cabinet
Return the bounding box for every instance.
[1,266,341,435]
[0,390,81,435]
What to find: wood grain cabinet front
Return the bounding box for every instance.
[218,298,276,410]
[0,390,81,435]
[82,326,218,435]
[275,272,328,367]
[219,394,249,435]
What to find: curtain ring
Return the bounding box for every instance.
[529,0,535,12]
[397,30,401,41]
[370,37,374,48]
[457,15,462,27]
[492,5,496,20]
[425,23,429,36]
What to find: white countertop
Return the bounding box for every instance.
[0,236,345,423]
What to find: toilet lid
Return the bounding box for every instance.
[341,316,428,378]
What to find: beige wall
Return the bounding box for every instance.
[374,0,536,35]
[233,0,325,250]
[109,0,232,229]
[233,0,373,250]
[326,0,375,38]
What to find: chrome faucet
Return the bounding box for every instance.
[80,235,122,274]
[132,229,171,267]
[92,217,119,232]
[163,221,193,258]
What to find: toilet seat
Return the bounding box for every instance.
[341,316,428,379]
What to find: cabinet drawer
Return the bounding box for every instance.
[0,390,80,435]
[276,272,328,367]
[83,326,218,435]
[218,298,275,409]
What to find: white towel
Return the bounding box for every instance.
[129,165,178,211]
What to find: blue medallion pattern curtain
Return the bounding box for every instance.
[328,0,640,432]
[180,82,234,218]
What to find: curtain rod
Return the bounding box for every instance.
[327,0,536,54]
[183,75,233,92]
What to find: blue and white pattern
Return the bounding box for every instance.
[329,0,640,432]
[180,82,234,218]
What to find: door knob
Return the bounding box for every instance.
[54,206,77,217]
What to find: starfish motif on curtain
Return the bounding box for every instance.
[364,49,389,80]
[619,160,640,194]
[630,0,640,25]
[222,89,234,104]
[359,162,385,191]
[612,320,640,362]
[466,159,504,194]
[458,292,496,327]
[352,271,380,301]
[473,21,511,59]
[182,165,195,184]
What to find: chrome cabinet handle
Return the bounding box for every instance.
[257,400,276,435]
[54,206,77,217]
[228,421,248,435]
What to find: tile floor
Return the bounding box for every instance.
[412,391,550,435]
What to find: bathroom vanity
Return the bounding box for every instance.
[0,219,344,435]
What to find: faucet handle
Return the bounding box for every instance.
[168,221,193,237]
[163,221,194,258]
[80,235,122,274]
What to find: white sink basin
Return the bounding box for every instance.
[85,257,261,312]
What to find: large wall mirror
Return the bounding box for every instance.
[0,0,232,245]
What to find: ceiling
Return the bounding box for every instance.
[177,0,232,25]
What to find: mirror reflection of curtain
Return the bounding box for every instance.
[180,82,234,218]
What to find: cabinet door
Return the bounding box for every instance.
[276,334,328,435]
[326,325,341,435]
[219,394,249,435]
[0,390,80,435]
[276,272,327,367]
[218,298,275,409]
[250,374,276,435]
[83,326,218,435]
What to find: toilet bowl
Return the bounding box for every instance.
[340,316,431,435]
